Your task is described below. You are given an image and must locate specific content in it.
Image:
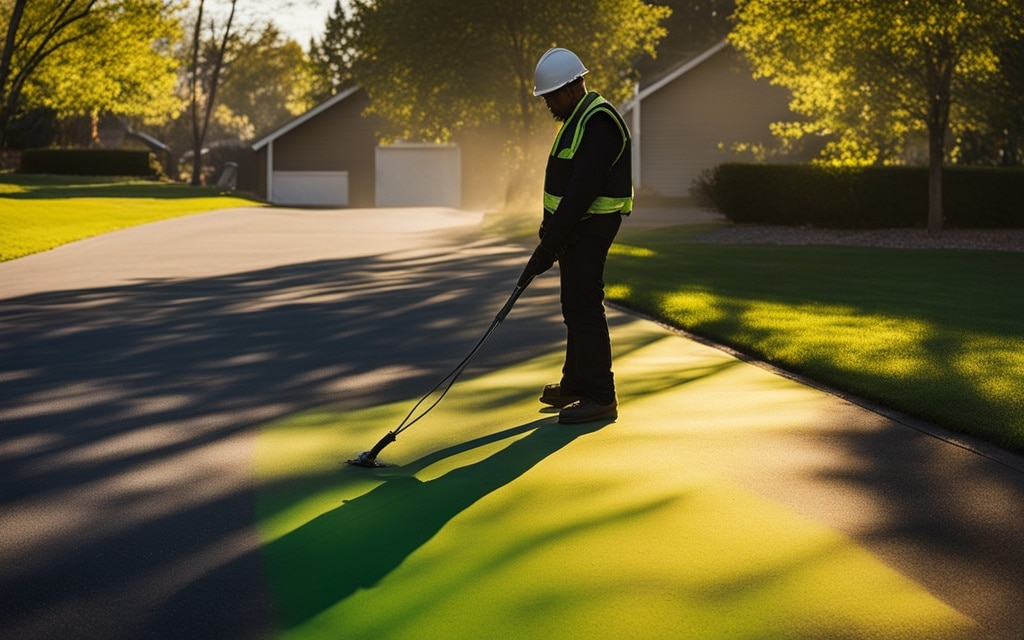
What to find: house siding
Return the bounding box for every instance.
[628,47,797,199]
[257,90,378,207]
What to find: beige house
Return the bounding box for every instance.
[622,40,802,201]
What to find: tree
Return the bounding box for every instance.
[957,30,1024,166]
[24,0,182,135]
[347,0,668,206]
[217,23,312,136]
[186,0,236,186]
[638,0,735,78]
[349,0,670,144]
[0,0,180,151]
[987,32,1024,165]
[307,0,357,104]
[1,0,101,150]
[731,0,1024,231]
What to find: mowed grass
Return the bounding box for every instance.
[0,174,263,261]
[606,225,1024,452]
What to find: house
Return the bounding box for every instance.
[251,86,379,207]
[247,40,803,208]
[622,40,807,201]
[250,87,463,208]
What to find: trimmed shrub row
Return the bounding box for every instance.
[19,149,159,177]
[691,164,1024,229]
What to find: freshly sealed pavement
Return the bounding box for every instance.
[1,206,1022,639]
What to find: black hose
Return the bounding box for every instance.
[347,271,535,466]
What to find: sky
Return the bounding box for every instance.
[197,0,344,47]
[266,0,342,45]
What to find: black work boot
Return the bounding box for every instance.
[539,383,582,408]
[558,398,617,424]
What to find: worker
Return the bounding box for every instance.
[520,47,633,424]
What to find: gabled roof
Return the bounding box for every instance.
[622,39,729,112]
[127,129,170,152]
[251,85,362,151]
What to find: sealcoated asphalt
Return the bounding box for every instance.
[1,206,1022,639]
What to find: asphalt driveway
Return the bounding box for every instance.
[1,206,1023,639]
[0,206,521,639]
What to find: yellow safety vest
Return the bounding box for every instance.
[543,92,633,216]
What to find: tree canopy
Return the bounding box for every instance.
[730,0,1024,229]
[730,0,1023,167]
[26,0,182,123]
[307,0,357,104]
[638,0,734,78]
[348,0,670,144]
[0,0,181,150]
[217,23,312,136]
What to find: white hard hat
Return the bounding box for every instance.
[533,47,589,96]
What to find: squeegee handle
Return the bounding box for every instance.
[497,271,534,322]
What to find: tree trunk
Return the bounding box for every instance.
[0,103,12,153]
[927,129,943,233]
[189,0,236,186]
[0,0,27,151]
[924,34,954,233]
[188,0,206,186]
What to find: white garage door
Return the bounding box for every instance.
[271,171,349,206]
[375,144,460,208]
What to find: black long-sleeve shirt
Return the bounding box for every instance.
[541,112,625,256]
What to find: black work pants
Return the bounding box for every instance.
[557,213,622,406]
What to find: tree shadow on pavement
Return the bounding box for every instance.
[810,420,1024,640]
[0,236,559,640]
[744,408,1024,640]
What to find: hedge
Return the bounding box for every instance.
[19,148,158,177]
[691,164,1024,229]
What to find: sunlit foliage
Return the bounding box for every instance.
[730,0,1024,168]
[0,0,183,149]
[348,0,671,144]
[217,23,313,136]
[24,0,183,125]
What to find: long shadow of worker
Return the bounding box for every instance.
[265,417,611,629]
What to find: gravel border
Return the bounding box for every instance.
[690,225,1024,252]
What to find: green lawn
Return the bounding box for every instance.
[0,174,263,261]
[607,224,1024,452]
